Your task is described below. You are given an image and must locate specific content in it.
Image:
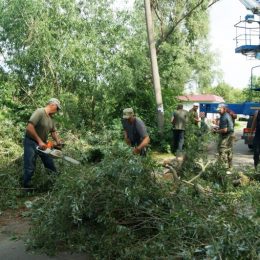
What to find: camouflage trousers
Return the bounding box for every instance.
[218,133,234,169]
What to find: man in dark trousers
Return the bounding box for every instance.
[214,104,234,173]
[171,104,188,155]
[250,109,260,170]
[122,108,150,156]
[23,98,62,189]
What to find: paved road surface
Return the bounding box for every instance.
[233,132,254,169]
[0,216,89,260]
[0,239,87,260]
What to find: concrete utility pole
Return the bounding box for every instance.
[144,0,164,134]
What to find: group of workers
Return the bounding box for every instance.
[23,99,260,190]
[23,101,151,190]
[171,101,260,174]
[171,102,234,172]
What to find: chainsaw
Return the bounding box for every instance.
[36,141,80,165]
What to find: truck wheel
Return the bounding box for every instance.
[248,144,253,149]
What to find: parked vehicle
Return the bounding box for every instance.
[242,114,255,149]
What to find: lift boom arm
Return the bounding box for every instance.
[239,0,260,14]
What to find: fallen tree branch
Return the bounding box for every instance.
[181,180,212,195]
[187,159,212,183]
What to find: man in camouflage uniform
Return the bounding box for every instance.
[189,103,200,126]
[215,104,234,171]
[187,103,202,152]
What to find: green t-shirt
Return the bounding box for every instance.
[172,109,188,130]
[27,108,56,142]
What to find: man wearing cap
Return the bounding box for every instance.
[122,108,150,156]
[189,103,200,126]
[214,103,234,171]
[23,98,62,189]
[171,104,188,155]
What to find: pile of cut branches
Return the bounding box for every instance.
[27,143,260,259]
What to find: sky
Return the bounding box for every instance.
[209,0,260,89]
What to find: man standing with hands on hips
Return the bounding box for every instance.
[23,98,62,190]
[122,108,150,156]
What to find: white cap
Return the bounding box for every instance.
[48,98,61,110]
[216,103,226,111]
[123,108,134,119]
[193,102,199,107]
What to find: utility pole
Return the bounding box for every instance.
[144,0,164,134]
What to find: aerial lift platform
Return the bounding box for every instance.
[235,0,260,62]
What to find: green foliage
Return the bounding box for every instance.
[251,75,260,90]
[0,0,217,132]
[0,126,23,210]
[243,76,260,101]
[0,0,135,128]
[0,117,259,258]
[202,162,234,191]
[2,1,259,258]
[26,143,260,259]
[0,160,22,210]
[181,122,213,171]
[205,82,246,103]
[154,0,215,93]
[83,148,104,163]
[149,125,172,153]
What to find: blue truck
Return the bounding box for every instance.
[200,102,260,148]
[199,102,260,116]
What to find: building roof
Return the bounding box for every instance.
[178,94,224,103]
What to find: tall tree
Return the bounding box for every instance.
[207,82,246,103]
[0,0,217,131]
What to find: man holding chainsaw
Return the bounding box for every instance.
[23,98,62,190]
[122,108,150,156]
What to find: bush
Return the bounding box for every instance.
[27,143,260,259]
[0,119,24,210]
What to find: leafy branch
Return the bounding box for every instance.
[154,0,220,50]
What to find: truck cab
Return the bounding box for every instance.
[242,114,255,149]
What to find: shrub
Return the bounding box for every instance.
[27,143,260,259]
